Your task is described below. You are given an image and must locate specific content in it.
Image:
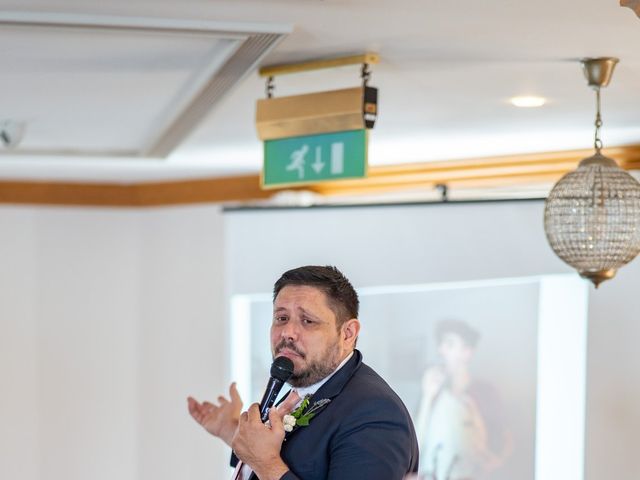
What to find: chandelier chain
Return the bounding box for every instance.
[594,87,603,152]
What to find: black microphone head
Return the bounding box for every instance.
[270,356,294,382]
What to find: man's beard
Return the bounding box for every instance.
[273,339,342,388]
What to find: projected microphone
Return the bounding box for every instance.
[259,356,294,422]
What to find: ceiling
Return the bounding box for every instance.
[1,0,640,187]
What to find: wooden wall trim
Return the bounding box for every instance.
[1,145,639,207]
[0,181,136,206]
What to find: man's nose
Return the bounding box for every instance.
[280,320,299,340]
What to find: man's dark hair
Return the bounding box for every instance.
[273,265,359,328]
[436,319,480,348]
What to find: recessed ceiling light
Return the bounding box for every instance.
[510,96,546,108]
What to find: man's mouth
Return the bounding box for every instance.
[278,348,302,358]
[275,342,305,359]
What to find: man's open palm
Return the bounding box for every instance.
[187,382,243,447]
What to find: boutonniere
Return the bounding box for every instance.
[283,396,331,432]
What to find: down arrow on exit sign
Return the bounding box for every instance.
[262,129,367,189]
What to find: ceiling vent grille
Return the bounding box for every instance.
[0,13,290,158]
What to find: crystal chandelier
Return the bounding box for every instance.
[544,58,640,287]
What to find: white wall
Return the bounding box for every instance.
[0,208,39,480]
[0,205,228,480]
[585,258,640,480]
[224,200,640,480]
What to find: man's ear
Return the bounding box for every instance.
[342,318,361,345]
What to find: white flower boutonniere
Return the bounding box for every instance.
[283,414,297,432]
[282,396,331,432]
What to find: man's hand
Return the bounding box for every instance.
[187,382,243,447]
[231,404,289,480]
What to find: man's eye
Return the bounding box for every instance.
[275,316,288,323]
[302,318,314,325]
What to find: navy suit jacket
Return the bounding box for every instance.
[233,350,419,480]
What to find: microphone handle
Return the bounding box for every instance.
[259,377,285,422]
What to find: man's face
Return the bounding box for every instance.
[438,332,473,372]
[270,285,355,388]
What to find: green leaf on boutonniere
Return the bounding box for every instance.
[286,396,331,429]
[290,397,310,419]
[296,412,315,426]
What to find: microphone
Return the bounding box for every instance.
[259,356,294,422]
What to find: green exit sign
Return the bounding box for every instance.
[262,129,368,188]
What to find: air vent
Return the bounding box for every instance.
[0,12,290,158]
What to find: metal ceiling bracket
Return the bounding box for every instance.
[266,76,275,99]
[259,52,379,78]
[581,57,619,89]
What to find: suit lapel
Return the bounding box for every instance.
[311,349,362,400]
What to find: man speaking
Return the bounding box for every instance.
[188,265,419,479]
